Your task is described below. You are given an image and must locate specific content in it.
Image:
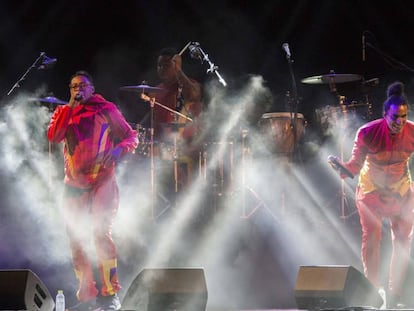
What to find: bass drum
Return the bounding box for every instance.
[258,112,306,155]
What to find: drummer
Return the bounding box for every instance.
[154,47,203,189]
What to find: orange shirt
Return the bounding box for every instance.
[345,118,414,197]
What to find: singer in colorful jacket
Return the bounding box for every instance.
[47,71,137,311]
[339,81,414,306]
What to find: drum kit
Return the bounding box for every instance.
[116,71,375,217]
[255,72,374,158]
[119,83,198,217]
[302,71,374,133]
[301,71,374,221]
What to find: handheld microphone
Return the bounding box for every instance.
[328,155,354,179]
[38,54,57,70]
[75,94,83,101]
[282,43,291,59]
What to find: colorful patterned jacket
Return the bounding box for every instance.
[47,94,138,188]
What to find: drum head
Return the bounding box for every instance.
[258,112,306,155]
[261,112,304,119]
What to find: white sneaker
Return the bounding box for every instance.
[378,287,386,310]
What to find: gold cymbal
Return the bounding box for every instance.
[346,102,370,108]
[301,73,362,84]
[161,122,187,128]
[119,84,164,93]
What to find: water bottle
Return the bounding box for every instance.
[378,287,386,310]
[55,290,65,311]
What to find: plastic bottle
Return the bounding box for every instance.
[378,287,386,310]
[55,290,65,311]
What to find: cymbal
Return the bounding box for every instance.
[346,102,370,108]
[30,96,67,105]
[301,73,362,84]
[119,84,163,93]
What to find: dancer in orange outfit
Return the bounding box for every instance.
[332,81,414,308]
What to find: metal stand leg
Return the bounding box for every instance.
[239,129,278,221]
[339,95,358,221]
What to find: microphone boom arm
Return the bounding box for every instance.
[6,52,46,96]
[192,42,227,87]
[140,93,193,122]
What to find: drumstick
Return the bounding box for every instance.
[178,42,192,55]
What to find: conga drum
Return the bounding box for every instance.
[258,112,305,155]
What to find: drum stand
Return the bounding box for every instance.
[140,94,192,220]
[240,129,278,221]
[338,96,358,221]
[323,78,358,221]
[199,140,234,213]
[170,122,182,194]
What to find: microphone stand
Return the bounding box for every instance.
[140,93,192,219]
[7,52,46,96]
[140,94,192,122]
[284,52,300,162]
[172,85,184,194]
[148,96,156,220]
[327,76,357,222]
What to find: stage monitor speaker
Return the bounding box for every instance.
[122,268,208,311]
[0,269,55,311]
[295,265,383,309]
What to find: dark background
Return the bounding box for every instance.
[1,1,414,310]
[2,0,414,117]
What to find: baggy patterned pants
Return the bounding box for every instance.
[63,176,121,302]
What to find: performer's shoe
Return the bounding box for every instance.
[387,292,406,309]
[378,287,386,310]
[97,294,121,311]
